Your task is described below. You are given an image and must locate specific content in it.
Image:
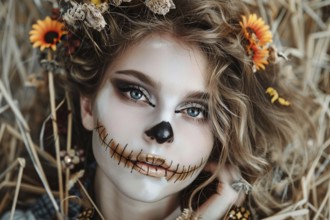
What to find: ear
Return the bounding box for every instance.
[80,96,94,131]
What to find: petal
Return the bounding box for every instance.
[40,44,47,51]
[32,41,42,48]
[29,35,41,42]
[51,44,57,51]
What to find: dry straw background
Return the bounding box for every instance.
[0,0,329,219]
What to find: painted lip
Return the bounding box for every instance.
[130,153,173,179]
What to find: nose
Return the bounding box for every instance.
[144,121,174,144]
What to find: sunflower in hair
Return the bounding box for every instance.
[29,16,66,51]
[240,14,273,72]
[249,44,269,71]
[240,14,272,46]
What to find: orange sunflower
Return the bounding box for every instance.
[250,44,269,71]
[240,14,272,46]
[240,14,273,72]
[29,16,66,51]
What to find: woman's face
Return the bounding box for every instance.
[82,34,214,202]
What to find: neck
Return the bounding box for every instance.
[94,166,181,220]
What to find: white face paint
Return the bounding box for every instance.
[87,34,214,202]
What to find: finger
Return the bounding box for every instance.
[223,165,246,205]
[222,165,248,205]
[217,167,246,207]
[197,164,249,219]
[197,181,239,219]
[222,164,241,181]
[203,163,239,185]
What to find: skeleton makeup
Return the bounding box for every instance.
[81,33,214,202]
[96,120,206,183]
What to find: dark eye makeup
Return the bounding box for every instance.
[175,102,208,122]
[111,78,156,107]
[111,78,208,122]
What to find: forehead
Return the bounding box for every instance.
[106,33,209,92]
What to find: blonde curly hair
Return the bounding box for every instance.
[61,0,316,217]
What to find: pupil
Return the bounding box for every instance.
[44,31,59,44]
[130,90,142,99]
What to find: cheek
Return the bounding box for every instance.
[94,87,149,144]
[92,132,106,165]
[100,108,149,146]
[174,122,214,164]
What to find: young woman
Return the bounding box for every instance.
[11,0,314,219]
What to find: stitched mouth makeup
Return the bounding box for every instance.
[95,120,206,182]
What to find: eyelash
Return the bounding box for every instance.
[115,81,156,107]
[175,102,208,122]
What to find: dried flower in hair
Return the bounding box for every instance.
[62,2,108,31]
[62,3,85,26]
[145,0,176,15]
[29,16,66,51]
[84,3,108,30]
[278,97,290,106]
[110,0,132,6]
[91,0,103,5]
[240,14,272,72]
[266,87,290,106]
[51,8,61,20]
[240,14,272,46]
[250,44,269,72]
[62,31,81,54]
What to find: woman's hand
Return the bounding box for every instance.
[196,164,247,220]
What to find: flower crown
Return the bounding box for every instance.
[29,0,289,106]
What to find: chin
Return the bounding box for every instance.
[113,172,185,202]
[126,192,169,203]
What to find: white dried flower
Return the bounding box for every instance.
[97,2,110,13]
[111,0,132,6]
[62,2,109,31]
[145,0,176,15]
[62,2,86,27]
[83,3,108,31]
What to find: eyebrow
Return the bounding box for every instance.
[114,70,157,87]
[114,69,209,103]
[184,91,209,103]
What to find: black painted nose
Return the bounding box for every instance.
[145,121,174,144]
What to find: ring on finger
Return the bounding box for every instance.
[231,178,252,195]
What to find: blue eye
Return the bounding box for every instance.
[175,102,208,121]
[130,89,143,100]
[186,107,202,117]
